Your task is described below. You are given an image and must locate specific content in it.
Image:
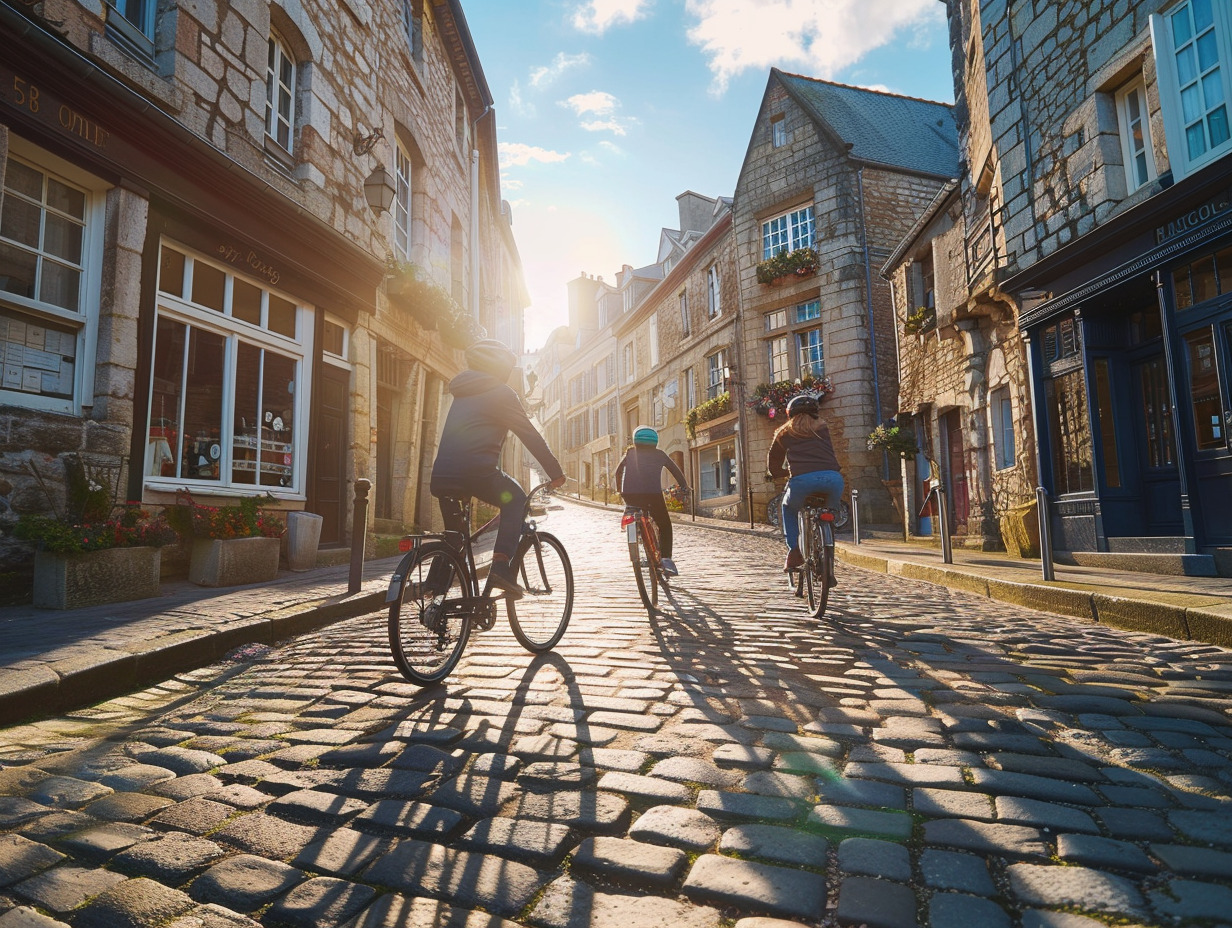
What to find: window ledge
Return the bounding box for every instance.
[88,30,183,112]
[263,137,297,176]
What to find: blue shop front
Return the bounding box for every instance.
[1007,161,1232,571]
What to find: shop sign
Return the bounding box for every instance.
[215,243,282,286]
[1,67,111,151]
[1155,190,1232,244]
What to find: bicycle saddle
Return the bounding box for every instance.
[802,493,830,508]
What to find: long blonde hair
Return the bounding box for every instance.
[774,411,825,442]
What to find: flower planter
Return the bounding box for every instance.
[33,546,161,610]
[189,536,281,587]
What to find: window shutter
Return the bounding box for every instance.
[1152,12,1189,180]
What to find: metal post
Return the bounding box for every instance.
[1036,485,1055,581]
[851,488,861,545]
[348,478,371,595]
[936,486,953,564]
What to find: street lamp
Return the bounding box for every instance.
[364,165,396,213]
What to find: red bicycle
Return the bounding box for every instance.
[621,504,668,614]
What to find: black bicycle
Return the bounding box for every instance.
[791,492,838,619]
[385,482,573,685]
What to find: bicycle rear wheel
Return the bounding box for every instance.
[388,544,471,685]
[630,522,659,613]
[804,517,833,619]
[508,531,573,652]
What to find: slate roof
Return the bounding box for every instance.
[777,70,958,179]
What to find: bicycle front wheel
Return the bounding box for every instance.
[388,544,471,685]
[508,531,574,652]
[630,524,659,613]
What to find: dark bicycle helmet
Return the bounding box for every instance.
[786,393,820,418]
[465,339,517,380]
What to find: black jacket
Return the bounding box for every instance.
[431,371,563,487]
[615,446,689,496]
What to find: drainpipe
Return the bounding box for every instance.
[470,104,492,323]
[856,167,886,478]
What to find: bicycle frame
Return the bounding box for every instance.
[620,508,662,571]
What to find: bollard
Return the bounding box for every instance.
[348,478,372,595]
[935,487,953,564]
[1036,485,1055,581]
[851,488,861,544]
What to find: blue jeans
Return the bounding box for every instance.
[782,470,844,550]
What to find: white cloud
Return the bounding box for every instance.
[508,80,535,118]
[529,52,592,88]
[580,118,629,136]
[571,0,652,34]
[561,91,621,117]
[499,142,571,167]
[684,0,941,93]
[597,140,625,155]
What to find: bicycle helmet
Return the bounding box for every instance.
[633,426,659,446]
[465,339,517,380]
[786,393,820,418]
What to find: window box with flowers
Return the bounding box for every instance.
[167,492,286,587]
[756,247,818,284]
[866,422,919,457]
[903,305,936,336]
[748,374,834,420]
[685,391,732,439]
[385,258,486,349]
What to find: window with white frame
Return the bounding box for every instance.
[706,349,726,400]
[393,140,413,261]
[992,386,1015,470]
[698,440,737,500]
[649,312,660,366]
[762,205,814,259]
[685,367,696,409]
[679,291,690,337]
[664,377,678,418]
[1117,78,1157,190]
[764,308,787,331]
[0,142,105,414]
[265,32,296,153]
[1153,0,1232,179]
[795,299,821,323]
[402,0,423,64]
[706,264,721,318]
[321,314,350,368]
[771,114,788,148]
[106,0,155,51]
[797,328,824,378]
[768,335,790,383]
[622,287,634,314]
[146,242,311,494]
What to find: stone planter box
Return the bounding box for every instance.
[189,536,281,587]
[33,546,161,610]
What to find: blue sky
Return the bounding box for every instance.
[462,0,956,349]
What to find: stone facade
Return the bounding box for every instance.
[0,0,523,581]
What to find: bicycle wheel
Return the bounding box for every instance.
[767,493,782,530]
[630,522,659,613]
[388,543,471,685]
[508,531,574,652]
[804,517,833,619]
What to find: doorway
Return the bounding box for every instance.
[942,409,969,533]
[311,364,349,546]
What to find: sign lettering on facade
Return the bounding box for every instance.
[216,244,282,286]
[2,70,110,150]
[1155,191,1232,244]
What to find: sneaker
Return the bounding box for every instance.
[486,563,524,601]
[784,548,804,572]
[660,557,679,577]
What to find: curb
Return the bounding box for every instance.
[0,588,386,727]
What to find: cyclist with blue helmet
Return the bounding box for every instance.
[614,426,689,576]
[768,393,843,578]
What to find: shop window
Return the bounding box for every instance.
[1116,78,1157,190]
[0,145,105,413]
[1185,326,1228,449]
[706,265,721,318]
[768,335,789,383]
[762,205,814,260]
[991,386,1015,470]
[1139,356,1178,468]
[1093,359,1122,488]
[146,243,309,493]
[265,32,297,154]
[699,440,737,500]
[1172,244,1232,308]
[1152,0,1232,179]
[1044,369,1095,494]
[797,328,824,379]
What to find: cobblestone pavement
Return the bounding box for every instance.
[1,500,1231,928]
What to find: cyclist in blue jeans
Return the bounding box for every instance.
[767,393,844,579]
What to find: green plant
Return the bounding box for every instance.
[685,391,732,438]
[903,305,936,335]
[166,491,285,540]
[384,259,459,332]
[748,374,834,419]
[756,246,818,284]
[439,310,486,350]
[866,422,918,457]
[14,504,178,555]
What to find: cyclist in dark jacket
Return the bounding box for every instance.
[431,339,565,597]
[767,393,843,575]
[615,426,689,576]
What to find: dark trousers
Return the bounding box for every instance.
[623,492,672,558]
[434,470,526,562]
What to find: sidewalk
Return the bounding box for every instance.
[0,555,397,725]
[566,493,1232,648]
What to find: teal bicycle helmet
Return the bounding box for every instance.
[633,426,659,446]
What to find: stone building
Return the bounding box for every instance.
[733,70,958,528]
[960,0,1232,574]
[0,0,524,578]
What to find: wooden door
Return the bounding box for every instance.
[311,364,349,547]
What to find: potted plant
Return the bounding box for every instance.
[748,374,834,420]
[903,305,936,336]
[15,504,178,609]
[385,259,457,332]
[756,247,818,284]
[167,491,286,587]
[866,422,919,458]
[439,309,486,350]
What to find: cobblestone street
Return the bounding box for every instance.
[2,499,1231,928]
